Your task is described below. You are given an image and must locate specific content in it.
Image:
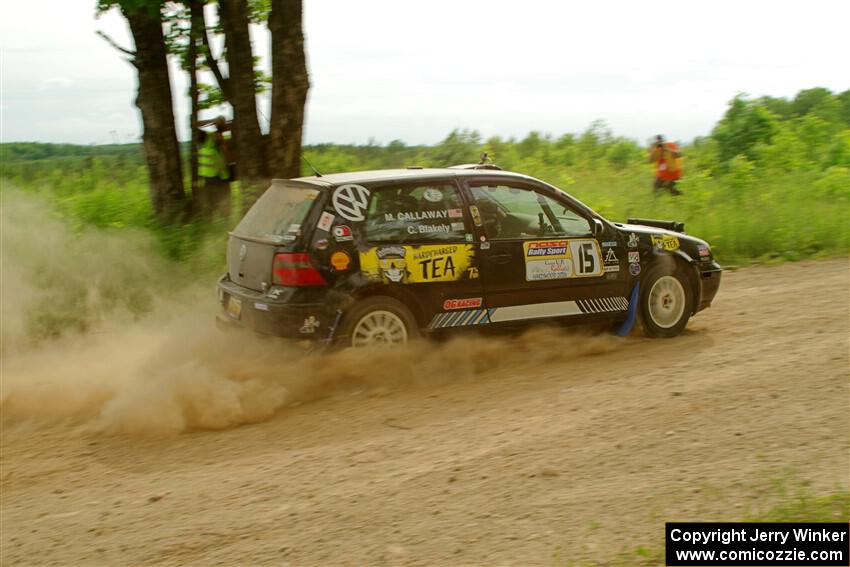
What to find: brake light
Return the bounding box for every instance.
[272,253,327,286]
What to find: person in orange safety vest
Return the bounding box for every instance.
[649,134,682,196]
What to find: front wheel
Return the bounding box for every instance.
[639,264,693,338]
[337,296,420,348]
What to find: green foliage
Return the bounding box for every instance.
[581,490,850,567]
[712,94,779,164]
[3,87,849,276]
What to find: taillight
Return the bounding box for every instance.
[272,253,327,286]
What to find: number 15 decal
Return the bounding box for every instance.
[570,240,603,276]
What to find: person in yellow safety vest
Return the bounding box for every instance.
[197,119,232,216]
[649,134,683,196]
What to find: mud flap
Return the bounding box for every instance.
[615,282,640,337]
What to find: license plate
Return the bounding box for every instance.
[226,296,242,319]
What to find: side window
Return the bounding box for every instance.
[469,184,591,240]
[364,184,468,243]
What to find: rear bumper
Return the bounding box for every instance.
[216,276,338,340]
[697,262,722,311]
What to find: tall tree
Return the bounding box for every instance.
[99,0,310,215]
[99,1,186,220]
[268,0,309,180]
[218,0,268,203]
[188,0,204,192]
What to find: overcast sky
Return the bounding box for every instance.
[2,0,849,146]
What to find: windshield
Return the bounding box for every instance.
[233,184,320,242]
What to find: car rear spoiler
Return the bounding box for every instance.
[627,218,685,233]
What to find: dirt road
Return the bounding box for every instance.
[2,258,848,566]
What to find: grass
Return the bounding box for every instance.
[1,134,848,342]
[555,488,850,566]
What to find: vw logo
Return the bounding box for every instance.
[332,184,370,222]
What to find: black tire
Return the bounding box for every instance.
[336,296,420,348]
[639,263,693,338]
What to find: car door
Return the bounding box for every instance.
[462,178,628,324]
[358,178,486,329]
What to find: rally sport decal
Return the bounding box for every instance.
[523,239,604,281]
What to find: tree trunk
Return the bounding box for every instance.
[218,0,268,206]
[268,0,309,180]
[188,0,202,196]
[124,4,185,220]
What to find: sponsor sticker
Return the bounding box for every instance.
[601,241,617,247]
[253,302,269,311]
[627,233,639,248]
[465,233,473,242]
[443,297,483,310]
[360,244,477,284]
[313,238,329,250]
[628,251,640,263]
[469,205,483,227]
[287,223,301,234]
[282,234,297,241]
[651,234,680,251]
[317,212,334,232]
[526,240,568,257]
[299,315,320,334]
[451,222,465,232]
[629,262,641,276]
[448,208,464,218]
[423,188,443,202]
[330,251,351,271]
[604,264,620,273]
[333,225,353,242]
[523,239,603,281]
[527,258,573,280]
[604,249,618,264]
[332,184,370,221]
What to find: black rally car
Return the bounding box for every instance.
[217,167,721,347]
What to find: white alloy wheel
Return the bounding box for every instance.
[647,275,686,329]
[351,310,409,347]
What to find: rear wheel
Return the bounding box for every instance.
[338,296,420,348]
[639,264,693,338]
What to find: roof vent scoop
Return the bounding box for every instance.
[447,152,503,171]
[627,218,686,233]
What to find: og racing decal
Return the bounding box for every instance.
[360,244,477,284]
[523,239,603,281]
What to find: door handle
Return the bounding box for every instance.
[488,252,512,264]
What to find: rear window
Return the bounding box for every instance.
[364,184,469,243]
[233,184,320,242]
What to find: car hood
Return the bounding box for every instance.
[616,222,707,245]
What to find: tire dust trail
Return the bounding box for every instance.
[2,258,849,566]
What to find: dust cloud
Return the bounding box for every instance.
[1,191,620,438]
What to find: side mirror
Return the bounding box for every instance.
[592,218,604,237]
